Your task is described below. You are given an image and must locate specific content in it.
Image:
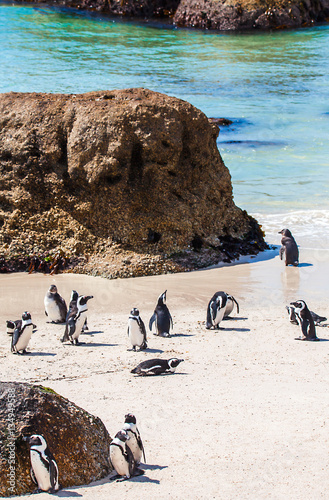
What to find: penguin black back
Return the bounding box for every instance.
[149,290,173,337]
[279,229,299,266]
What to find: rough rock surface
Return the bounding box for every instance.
[0,382,112,497]
[0,88,266,278]
[173,0,329,30]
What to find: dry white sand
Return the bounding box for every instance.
[1,247,329,499]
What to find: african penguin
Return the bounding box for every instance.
[61,295,93,345]
[223,294,239,319]
[279,229,299,266]
[206,291,228,329]
[131,358,184,376]
[11,312,34,354]
[286,304,327,327]
[23,434,60,493]
[122,413,146,465]
[66,290,88,333]
[44,285,67,323]
[289,300,319,341]
[6,319,21,336]
[109,430,144,481]
[149,290,173,337]
[128,308,147,351]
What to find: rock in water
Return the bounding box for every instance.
[0,88,266,276]
[0,382,112,497]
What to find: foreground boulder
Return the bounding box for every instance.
[0,88,266,277]
[174,0,329,30]
[0,382,111,497]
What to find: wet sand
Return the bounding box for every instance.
[1,248,329,499]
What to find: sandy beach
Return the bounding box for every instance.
[1,246,329,499]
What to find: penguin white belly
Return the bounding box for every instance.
[72,313,86,340]
[15,326,33,352]
[44,298,62,322]
[128,321,144,348]
[213,307,225,326]
[126,433,142,463]
[110,446,129,476]
[225,300,233,316]
[30,451,51,491]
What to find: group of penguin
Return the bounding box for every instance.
[23,413,146,493]
[8,227,329,493]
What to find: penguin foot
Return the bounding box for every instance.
[109,474,127,482]
[32,488,43,494]
[133,468,145,477]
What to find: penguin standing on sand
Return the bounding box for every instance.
[149,290,173,337]
[223,294,239,319]
[23,435,60,493]
[127,308,147,351]
[131,358,184,376]
[279,229,299,266]
[61,295,93,345]
[67,290,88,333]
[289,300,319,341]
[110,430,145,481]
[122,413,146,465]
[11,312,34,354]
[206,291,228,329]
[44,285,67,323]
[287,304,327,327]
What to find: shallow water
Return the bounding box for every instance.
[1,4,329,245]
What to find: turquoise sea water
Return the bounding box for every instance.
[1,4,329,246]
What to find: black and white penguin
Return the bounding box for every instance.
[127,308,147,351]
[44,285,67,323]
[23,434,60,493]
[122,413,146,465]
[149,290,173,337]
[6,319,21,335]
[223,294,240,319]
[66,290,88,333]
[289,300,319,341]
[279,229,299,266]
[109,430,144,481]
[286,304,327,327]
[206,291,228,329]
[131,358,184,376]
[11,312,34,354]
[61,295,93,345]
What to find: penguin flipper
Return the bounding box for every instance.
[30,467,37,485]
[49,459,58,490]
[169,312,174,330]
[11,328,20,352]
[125,443,136,478]
[232,296,240,314]
[136,429,146,463]
[149,313,156,332]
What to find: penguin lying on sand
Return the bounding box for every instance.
[289,300,319,341]
[149,290,173,337]
[279,229,299,266]
[61,295,93,345]
[23,434,61,494]
[131,358,184,376]
[44,285,67,323]
[286,305,327,326]
[11,312,34,354]
[223,294,240,319]
[128,308,147,351]
[110,430,145,482]
[122,413,146,465]
[206,291,228,329]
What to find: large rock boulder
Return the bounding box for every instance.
[0,88,266,277]
[174,0,329,30]
[0,382,112,497]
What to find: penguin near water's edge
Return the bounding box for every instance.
[279,229,299,266]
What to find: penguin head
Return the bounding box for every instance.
[286,305,298,324]
[124,413,137,424]
[290,300,307,316]
[23,434,47,451]
[70,290,79,302]
[115,430,130,443]
[78,295,94,307]
[49,284,58,294]
[130,308,140,317]
[157,290,167,306]
[22,311,31,321]
[278,229,292,238]
[168,358,184,369]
